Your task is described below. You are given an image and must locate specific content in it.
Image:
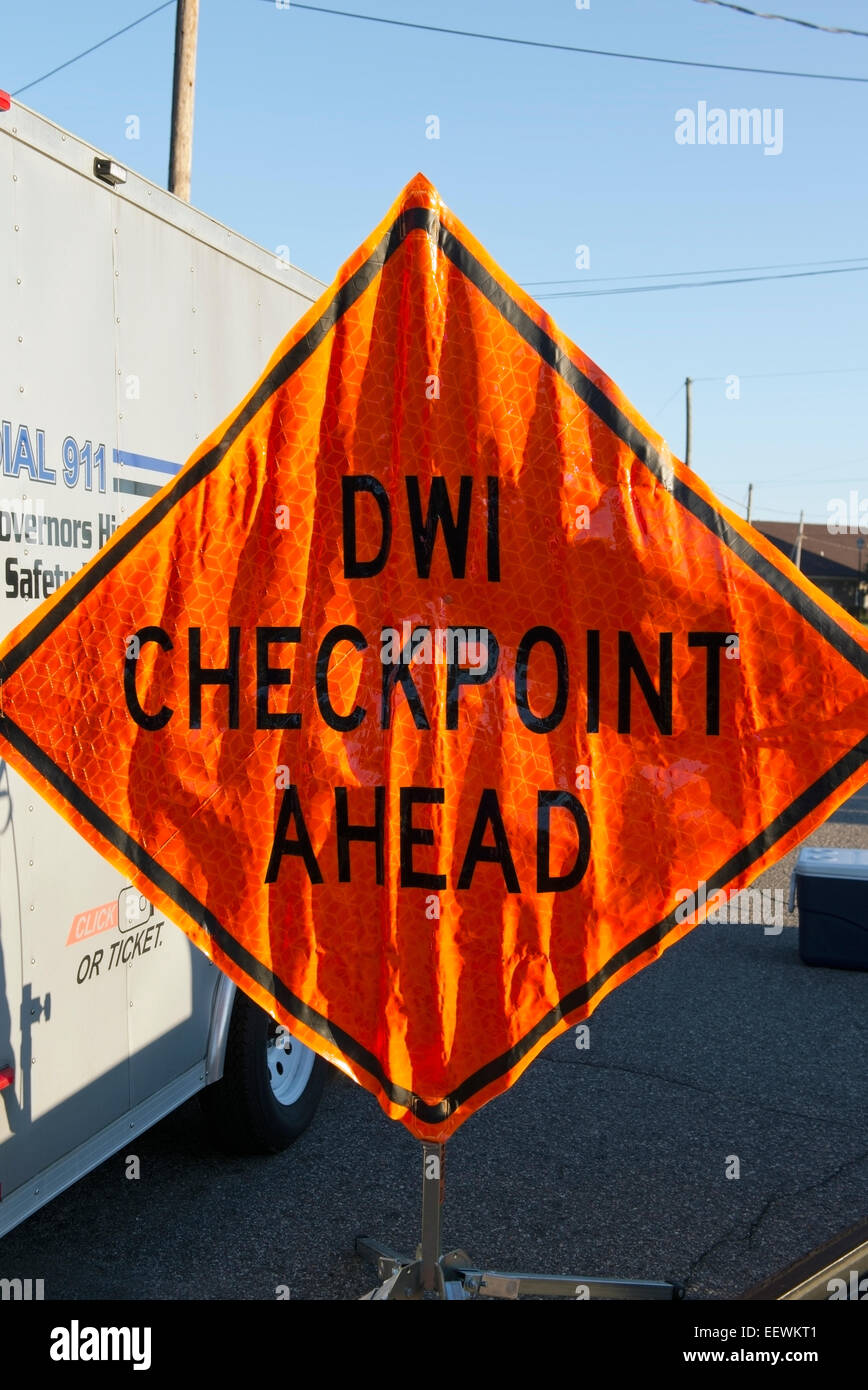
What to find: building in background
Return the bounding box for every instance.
[754,522,867,619]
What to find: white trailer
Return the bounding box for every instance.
[0,101,328,1239]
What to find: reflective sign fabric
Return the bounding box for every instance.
[1,175,866,1138]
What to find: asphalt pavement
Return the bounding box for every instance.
[2,788,866,1300]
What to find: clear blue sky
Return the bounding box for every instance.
[4,0,867,527]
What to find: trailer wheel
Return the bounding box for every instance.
[201,991,327,1153]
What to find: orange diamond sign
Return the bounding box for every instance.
[1,176,866,1138]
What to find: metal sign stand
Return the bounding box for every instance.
[357,1141,682,1300]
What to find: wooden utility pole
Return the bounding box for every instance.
[168,0,199,202]
[746,483,753,523]
[684,377,693,468]
[794,510,805,571]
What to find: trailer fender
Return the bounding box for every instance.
[205,972,236,1084]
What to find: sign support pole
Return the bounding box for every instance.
[356,1142,683,1300]
[420,1141,444,1294]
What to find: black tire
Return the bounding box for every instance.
[201,991,327,1154]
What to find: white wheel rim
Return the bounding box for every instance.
[266,1026,316,1106]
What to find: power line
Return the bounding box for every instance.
[655,384,686,417]
[12,0,866,105]
[757,476,868,486]
[693,1,868,40]
[716,493,864,533]
[263,2,868,84]
[755,521,865,550]
[524,257,868,289]
[718,489,764,510]
[12,0,175,97]
[719,495,818,521]
[690,366,868,383]
[741,367,868,381]
[535,264,868,299]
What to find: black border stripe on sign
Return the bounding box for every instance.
[1,203,866,1125]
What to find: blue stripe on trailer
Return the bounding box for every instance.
[113,449,180,476]
[113,478,161,497]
